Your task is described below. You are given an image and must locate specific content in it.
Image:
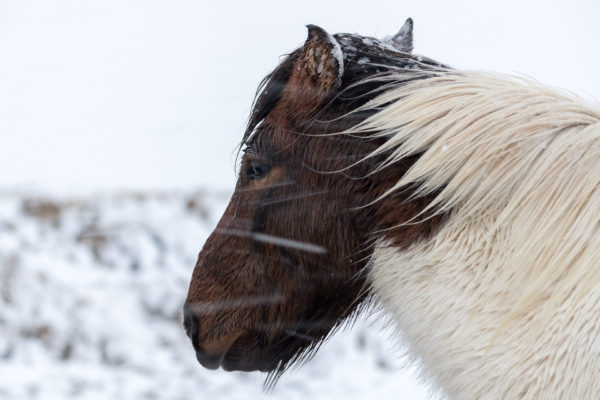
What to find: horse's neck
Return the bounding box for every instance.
[370,216,600,399]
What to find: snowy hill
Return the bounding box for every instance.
[0,190,429,400]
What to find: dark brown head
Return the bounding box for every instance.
[184,19,445,378]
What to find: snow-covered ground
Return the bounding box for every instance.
[0,190,430,399]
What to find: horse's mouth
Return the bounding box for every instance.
[194,349,224,370]
[219,343,275,373]
[192,334,275,372]
[194,349,273,373]
[220,353,262,372]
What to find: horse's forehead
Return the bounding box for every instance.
[244,124,288,155]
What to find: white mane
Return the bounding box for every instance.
[351,70,600,398]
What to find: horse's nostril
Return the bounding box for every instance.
[183,304,226,370]
[183,304,199,345]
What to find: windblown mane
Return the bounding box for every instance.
[357,71,600,315]
[353,71,600,397]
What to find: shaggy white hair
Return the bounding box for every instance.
[351,70,600,398]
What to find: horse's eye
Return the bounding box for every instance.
[247,160,271,180]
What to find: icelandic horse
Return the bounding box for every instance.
[184,19,600,398]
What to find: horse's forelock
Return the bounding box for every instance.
[243,49,301,148]
[242,25,446,152]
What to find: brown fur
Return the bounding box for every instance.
[184,22,446,377]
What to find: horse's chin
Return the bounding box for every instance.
[194,334,281,373]
[192,323,330,373]
[220,351,276,373]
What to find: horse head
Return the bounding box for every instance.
[183,19,445,376]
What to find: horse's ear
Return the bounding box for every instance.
[297,24,344,94]
[391,18,414,53]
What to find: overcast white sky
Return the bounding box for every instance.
[0,0,598,194]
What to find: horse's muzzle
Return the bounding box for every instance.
[183,304,220,369]
[183,303,242,370]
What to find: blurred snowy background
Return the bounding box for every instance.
[0,191,421,399]
[0,0,598,399]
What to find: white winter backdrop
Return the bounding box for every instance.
[0,1,598,399]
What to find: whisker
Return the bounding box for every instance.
[284,329,320,342]
[257,320,335,332]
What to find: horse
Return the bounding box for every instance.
[183,18,600,398]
